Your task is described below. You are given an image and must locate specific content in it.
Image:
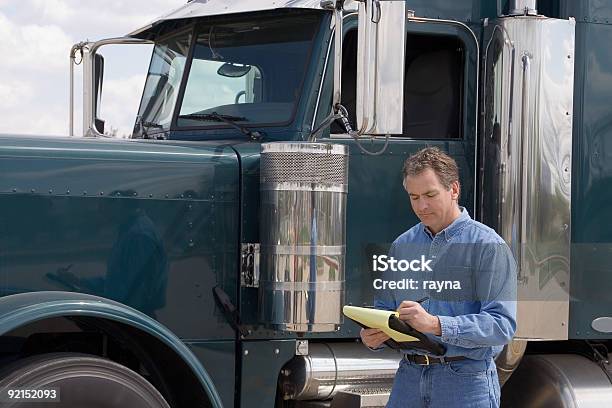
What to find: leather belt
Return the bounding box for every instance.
[403,354,467,366]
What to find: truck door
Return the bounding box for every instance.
[314,14,480,317]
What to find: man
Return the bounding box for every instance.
[360,147,516,408]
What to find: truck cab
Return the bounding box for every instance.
[0,0,611,407]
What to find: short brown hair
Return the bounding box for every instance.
[402,147,459,191]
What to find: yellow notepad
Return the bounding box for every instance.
[343,305,419,342]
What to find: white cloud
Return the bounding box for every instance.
[5,0,184,38]
[0,1,183,137]
[0,82,35,110]
[0,103,68,136]
[30,0,75,23]
[0,10,73,135]
[0,13,67,73]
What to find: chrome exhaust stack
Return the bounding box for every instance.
[259,142,348,332]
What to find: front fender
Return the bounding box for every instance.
[0,291,224,408]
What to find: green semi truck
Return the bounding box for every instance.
[0,0,611,406]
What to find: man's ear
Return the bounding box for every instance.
[450,181,460,201]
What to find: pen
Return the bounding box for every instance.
[415,296,429,304]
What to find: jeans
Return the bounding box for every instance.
[386,357,501,408]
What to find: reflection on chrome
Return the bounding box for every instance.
[259,142,348,332]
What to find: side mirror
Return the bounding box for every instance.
[217,62,252,78]
[93,53,105,134]
[75,37,152,137]
[356,0,406,135]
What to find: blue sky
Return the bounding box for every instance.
[0,0,184,137]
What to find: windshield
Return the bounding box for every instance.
[134,30,192,135]
[177,11,322,129]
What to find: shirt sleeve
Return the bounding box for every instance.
[435,242,517,348]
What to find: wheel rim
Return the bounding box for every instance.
[0,354,170,408]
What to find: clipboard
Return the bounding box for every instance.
[343,305,446,356]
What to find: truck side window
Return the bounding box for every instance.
[331,30,463,139]
[403,34,464,139]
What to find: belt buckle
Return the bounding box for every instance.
[423,355,430,366]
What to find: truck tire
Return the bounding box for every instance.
[0,353,171,407]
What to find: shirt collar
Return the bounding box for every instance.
[421,206,471,241]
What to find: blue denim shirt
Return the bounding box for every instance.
[374,207,517,361]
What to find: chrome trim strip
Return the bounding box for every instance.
[310,12,357,137]
[261,281,344,291]
[261,142,348,155]
[263,244,344,256]
[261,182,347,193]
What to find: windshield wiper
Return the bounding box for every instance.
[178,112,262,141]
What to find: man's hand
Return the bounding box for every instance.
[397,300,442,335]
[360,328,390,349]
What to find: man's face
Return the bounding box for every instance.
[403,168,460,234]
